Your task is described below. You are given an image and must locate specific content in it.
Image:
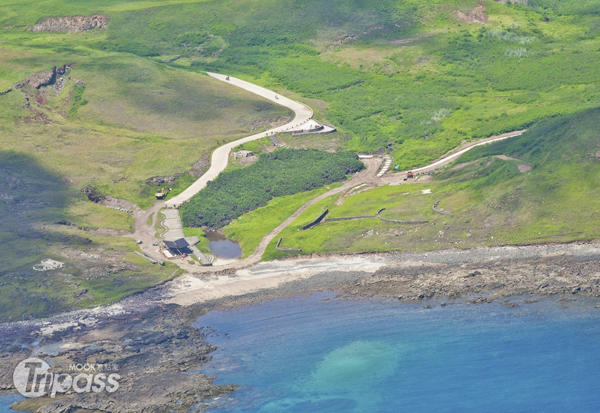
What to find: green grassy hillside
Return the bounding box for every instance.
[0,151,184,321]
[2,0,599,171]
[0,0,293,320]
[264,107,600,258]
[68,0,600,168]
[1,0,600,319]
[0,52,291,208]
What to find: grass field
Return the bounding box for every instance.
[222,184,340,257]
[90,0,600,169]
[0,0,295,320]
[266,107,600,258]
[0,51,292,209]
[3,0,599,174]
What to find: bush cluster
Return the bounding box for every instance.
[181,149,364,228]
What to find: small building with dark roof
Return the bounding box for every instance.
[163,238,190,256]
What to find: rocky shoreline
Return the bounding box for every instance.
[0,304,236,412]
[2,242,600,411]
[197,242,600,309]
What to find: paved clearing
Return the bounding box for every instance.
[161,209,185,240]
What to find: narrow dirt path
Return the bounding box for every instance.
[124,72,315,271]
[235,130,528,267]
[124,201,166,260]
[408,130,526,174]
[245,158,381,263]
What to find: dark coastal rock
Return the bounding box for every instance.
[338,248,600,307]
[468,296,492,305]
[4,243,600,411]
[1,304,236,412]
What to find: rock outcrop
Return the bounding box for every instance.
[31,15,107,32]
[495,0,527,4]
[80,185,106,204]
[146,175,180,186]
[454,4,489,24]
[14,65,73,90]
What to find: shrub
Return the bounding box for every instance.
[181,149,364,228]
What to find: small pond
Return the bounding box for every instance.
[205,230,242,259]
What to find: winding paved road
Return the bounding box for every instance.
[166,73,313,208]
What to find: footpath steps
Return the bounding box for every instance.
[191,245,216,266]
[377,155,392,177]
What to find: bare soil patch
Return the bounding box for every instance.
[518,164,532,173]
[454,4,489,24]
[494,155,518,161]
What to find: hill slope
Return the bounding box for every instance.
[263,107,600,257]
[2,1,599,170]
[96,0,600,167]
[0,1,293,320]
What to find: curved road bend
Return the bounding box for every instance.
[132,130,528,272]
[166,72,314,208]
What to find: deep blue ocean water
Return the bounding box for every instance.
[195,293,600,412]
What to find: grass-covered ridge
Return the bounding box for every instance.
[222,184,341,257]
[0,52,292,208]
[181,149,364,228]
[1,1,599,177]
[263,107,600,258]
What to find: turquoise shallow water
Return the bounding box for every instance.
[0,394,23,412]
[195,293,600,412]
